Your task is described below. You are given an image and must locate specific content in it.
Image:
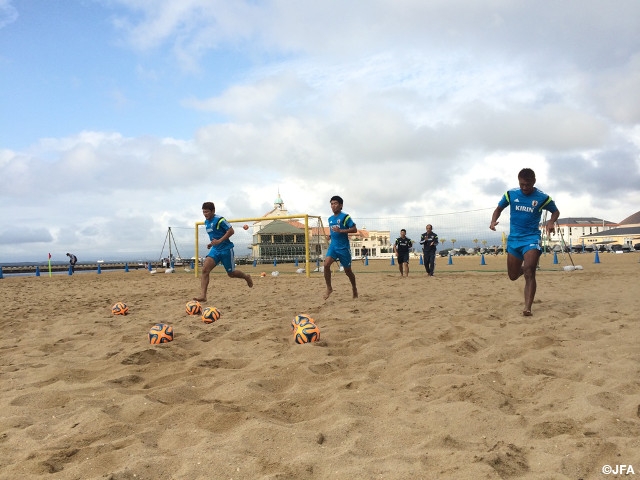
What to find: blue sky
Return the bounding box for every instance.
[1,0,640,261]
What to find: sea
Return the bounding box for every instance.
[0,259,163,278]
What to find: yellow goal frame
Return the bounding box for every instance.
[195,214,324,278]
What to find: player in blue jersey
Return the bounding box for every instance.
[490,168,559,316]
[194,202,252,302]
[324,196,358,300]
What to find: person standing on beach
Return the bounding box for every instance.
[489,168,559,316]
[66,253,77,273]
[194,202,252,302]
[361,246,368,264]
[393,229,413,277]
[324,196,358,300]
[419,224,438,276]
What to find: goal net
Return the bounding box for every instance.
[195,214,326,277]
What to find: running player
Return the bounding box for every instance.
[490,168,559,316]
[194,202,252,302]
[323,196,358,300]
[393,229,413,277]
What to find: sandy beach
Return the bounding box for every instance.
[1,252,639,479]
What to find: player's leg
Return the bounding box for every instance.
[521,249,541,316]
[339,251,358,298]
[429,252,435,276]
[222,250,253,287]
[506,241,525,281]
[194,256,217,301]
[323,256,336,299]
[344,266,358,298]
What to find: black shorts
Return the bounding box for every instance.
[397,252,410,263]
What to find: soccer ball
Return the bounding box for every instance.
[243,224,249,230]
[148,323,174,344]
[291,314,315,332]
[112,302,128,315]
[293,319,320,344]
[202,306,221,324]
[186,300,202,315]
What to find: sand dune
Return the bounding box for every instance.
[1,253,639,479]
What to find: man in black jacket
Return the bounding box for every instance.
[419,225,438,276]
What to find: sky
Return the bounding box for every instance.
[1,0,639,262]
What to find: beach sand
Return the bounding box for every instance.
[1,252,639,479]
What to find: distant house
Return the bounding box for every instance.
[544,217,617,248]
[248,191,390,261]
[578,210,640,249]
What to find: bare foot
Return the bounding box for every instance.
[352,287,358,299]
[523,309,532,316]
[246,275,253,288]
[323,288,333,300]
[193,296,206,302]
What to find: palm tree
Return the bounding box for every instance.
[450,238,456,249]
[473,238,479,250]
[440,238,446,248]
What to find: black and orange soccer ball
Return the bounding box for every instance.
[148,323,174,344]
[201,306,221,324]
[111,302,128,315]
[291,314,315,333]
[185,300,202,315]
[293,318,320,344]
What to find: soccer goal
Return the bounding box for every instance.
[194,214,326,278]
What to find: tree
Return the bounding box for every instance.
[473,238,479,250]
[451,238,456,248]
[440,238,446,248]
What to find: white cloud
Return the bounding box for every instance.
[1,0,639,261]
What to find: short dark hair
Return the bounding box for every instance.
[202,202,215,212]
[330,195,343,205]
[401,229,406,233]
[518,168,536,181]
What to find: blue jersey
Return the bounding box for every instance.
[328,212,355,250]
[205,215,234,252]
[498,187,558,240]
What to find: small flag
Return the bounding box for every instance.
[48,253,52,259]
[48,253,52,277]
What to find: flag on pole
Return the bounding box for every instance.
[48,253,52,277]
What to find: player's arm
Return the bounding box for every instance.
[210,226,234,246]
[546,209,560,234]
[490,206,505,231]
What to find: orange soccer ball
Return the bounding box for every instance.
[292,317,320,344]
[186,300,202,315]
[111,302,128,315]
[148,323,174,344]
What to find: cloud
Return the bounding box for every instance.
[0,0,17,30]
